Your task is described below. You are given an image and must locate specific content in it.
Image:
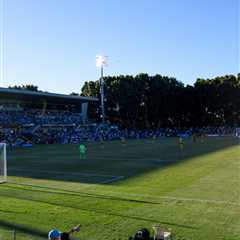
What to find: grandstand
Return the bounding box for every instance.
[0,87,98,146]
[0,87,98,117]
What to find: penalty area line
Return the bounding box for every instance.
[9,168,121,178]
[99,176,125,184]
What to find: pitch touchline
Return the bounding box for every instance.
[6,180,238,206]
[9,168,124,178]
[102,191,240,206]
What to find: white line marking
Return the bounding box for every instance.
[99,176,125,184]
[155,196,239,206]
[151,160,178,163]
[9,156,39,159]
[9,168,121,178]
[6,180,238,206]
[100,191,240,206]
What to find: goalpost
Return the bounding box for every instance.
[235,128,240,138]
[0,143,7,183]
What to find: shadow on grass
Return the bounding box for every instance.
[0,219,46,239]
[7,137,239,185]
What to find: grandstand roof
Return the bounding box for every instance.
[0,87,98,104]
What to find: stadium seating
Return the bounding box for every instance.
[0,109,237,147]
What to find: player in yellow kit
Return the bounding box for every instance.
[179,136,184,150]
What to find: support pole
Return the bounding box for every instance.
[100,66,105,123]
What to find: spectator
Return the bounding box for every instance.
[48,225,80,240]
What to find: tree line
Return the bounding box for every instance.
[81,73,240,129]
[8,84,39,92]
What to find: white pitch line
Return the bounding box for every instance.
[100,191,240,206]
[99,176,125,184]
[6,179,238,206]
[9,168,121,178]
[151,159,178,163]
[9,156,39,159]
[155,196,240,206]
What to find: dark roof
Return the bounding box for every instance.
[0,87,98,105]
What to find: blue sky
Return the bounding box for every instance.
[0,0,238,94]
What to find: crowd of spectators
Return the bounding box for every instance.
[0,110,84,126]
[0,109,238,147]
[197,126,237,136]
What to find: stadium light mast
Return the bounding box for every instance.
[96,55,108,123]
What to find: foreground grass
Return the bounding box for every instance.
[0,137,239,240]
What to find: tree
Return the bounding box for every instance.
[69,92,79,96]
[9,84,39,92]
[80,73,240,128]
[81,81,99,97]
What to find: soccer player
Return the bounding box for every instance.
[179,136,184,150]
[79,143,86,159]
[121,136,126,146]
[152,135,157,143]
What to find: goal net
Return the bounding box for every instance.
[0,143,7,183]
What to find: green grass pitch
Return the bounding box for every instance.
[0,137,239,240]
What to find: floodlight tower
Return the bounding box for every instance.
[96,55,108,123]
